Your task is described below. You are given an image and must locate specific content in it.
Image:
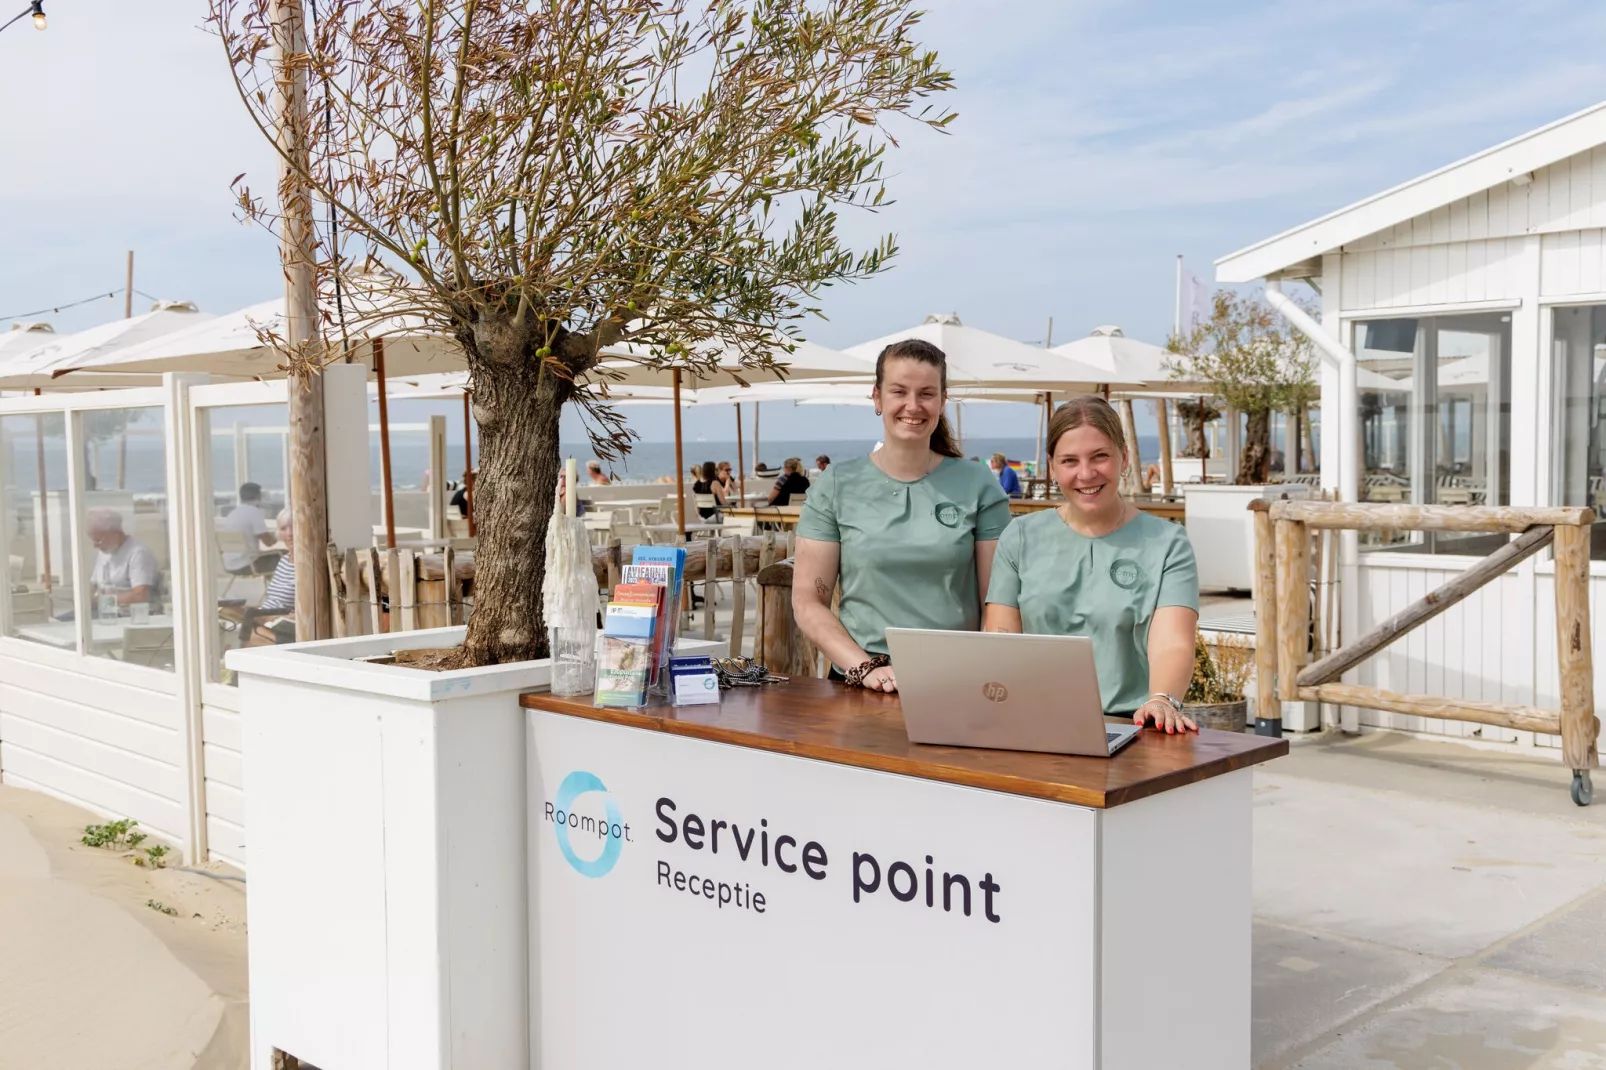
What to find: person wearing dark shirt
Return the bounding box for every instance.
[692,461,727,519]
[768,457,811,506]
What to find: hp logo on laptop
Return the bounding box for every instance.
[981,682,1009,703]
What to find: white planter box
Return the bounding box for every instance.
[1181,483,1310,593]
[227,627,723,1070]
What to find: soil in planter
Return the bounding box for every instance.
[390,648,460,672]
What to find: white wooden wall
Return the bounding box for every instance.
[201,693,246,869]
[0,641,190,842]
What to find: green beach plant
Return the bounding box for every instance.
[211,0,954,668]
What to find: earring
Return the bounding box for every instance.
[875,408,882,416]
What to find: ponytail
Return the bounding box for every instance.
[928,414,962,458]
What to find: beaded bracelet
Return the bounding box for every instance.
[843,654,891,688]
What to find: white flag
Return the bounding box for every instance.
[1187,272,1212,330]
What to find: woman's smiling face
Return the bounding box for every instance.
[1050,423,1125,516]
[873,356,944,446]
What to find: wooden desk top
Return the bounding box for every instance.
[520,677,1285,809]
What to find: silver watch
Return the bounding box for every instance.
[1149,692,1184,712]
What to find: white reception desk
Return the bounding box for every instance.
[520,678,1286,1069]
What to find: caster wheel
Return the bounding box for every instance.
[1573,771,1594,807]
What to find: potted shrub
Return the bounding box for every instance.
[1185,635,1252,733]
[1167,289,1319,591]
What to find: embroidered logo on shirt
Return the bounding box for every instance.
[1109,558,1144,590]
[934,501,962,527]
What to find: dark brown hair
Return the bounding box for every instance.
[700,460,717,483]
[874,339,962,458]
[1047,395,1127,462]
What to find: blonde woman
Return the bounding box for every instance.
[984,396,1199,732]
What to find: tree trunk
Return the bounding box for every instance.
[1176,400,1219,459]
[451,317,580,667]
[1238,407,1271,484]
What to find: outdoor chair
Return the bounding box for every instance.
[9,589,51,625]
[583,512,618,547]
[118,625,175,670]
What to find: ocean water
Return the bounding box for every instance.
[2,428,1164,495]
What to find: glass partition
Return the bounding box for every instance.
[1,412,73,643]
[200,403,294,684]
[82,407,175,670]
[1356,314,1511,554]
[1550,304,1606,559]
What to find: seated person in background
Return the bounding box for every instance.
[692,461,727,518]
[713,461,737,501]
[88,508,159,608]
[450,469,477,517]
[767,457,811,506]
[815,454,831,473]
[988,452,1023,496]
[221,482,278,574]
[587,459,611,486]
[248,509,297,645]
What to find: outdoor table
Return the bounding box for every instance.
[642,521,747,541]
[1008,496,1187,523]
[579,497,660,523]
[14,615,176,655]
[723,505,803,529]
[519,677,1286,1068]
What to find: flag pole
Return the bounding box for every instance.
[1174,253,1183,336]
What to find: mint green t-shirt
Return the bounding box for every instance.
[986,509,1199,714]
[796,455,1012,660]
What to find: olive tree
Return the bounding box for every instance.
[1166,289,1318,485]
[212,0,953,666]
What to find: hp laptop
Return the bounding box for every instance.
[884,628,1140,757]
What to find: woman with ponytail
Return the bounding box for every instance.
[793,339,1012,692]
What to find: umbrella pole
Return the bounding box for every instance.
[735,403,746,503]
[376,337,396,549]
[33,395,51,595]
[462,389,475,537]
[1033,392,1044,475]
[1156,398,1175,496]
[752,402,760,479]
[673,369,687,538]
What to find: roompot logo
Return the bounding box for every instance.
[547,770,626,878]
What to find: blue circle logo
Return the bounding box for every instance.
[552,770,625,878]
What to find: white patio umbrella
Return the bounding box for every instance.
[0,303,214,390]
[844,314,1138,393]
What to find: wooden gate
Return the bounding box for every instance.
[1250,500,1600,805]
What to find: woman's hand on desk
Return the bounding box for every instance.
[1133,698,1197,734]
[862,665,897,692]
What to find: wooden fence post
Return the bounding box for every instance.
[1275,518,1311,706]
[755,559,819,677]
[1553,523,1599,800]
[729,534,747,658]
[1250,501,1279,729]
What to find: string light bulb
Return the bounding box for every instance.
[29,0,43,29]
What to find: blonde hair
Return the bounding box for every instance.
[1047,395,1127,461]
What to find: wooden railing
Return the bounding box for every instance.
[1250,500,1600,805]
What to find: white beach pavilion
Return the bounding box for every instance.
[1217,98,1606,745]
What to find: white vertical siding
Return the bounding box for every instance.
[0,643,188,842]
[201,701,246,868]
[1347,561,1536,745]
[1338,238,1525,310]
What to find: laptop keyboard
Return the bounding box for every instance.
[1106,731,1122,745]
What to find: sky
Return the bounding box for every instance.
[4,0,1606,442]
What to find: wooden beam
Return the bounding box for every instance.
[1269,500,1593,532]
[1251,503,1279,720]
[274,0,332,640]
[1295,683,1561,735]
[1155,398,1174,497]
[1275,518,1310,702]
[1553,523,1600,771]
[1297,525,1554,688]
[375,336,396,549]
[672,369,687,537]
